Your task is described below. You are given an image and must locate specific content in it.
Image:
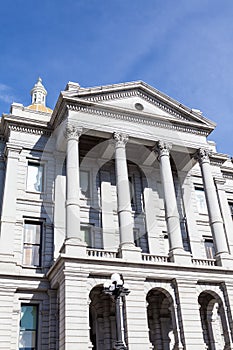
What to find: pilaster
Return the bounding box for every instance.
[58,265,90,350]
[174,279,206,349]
[0,144,22,265]
[123,276,153,350]
[0,286,16,350]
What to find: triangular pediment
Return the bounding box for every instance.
[52,81,216,134]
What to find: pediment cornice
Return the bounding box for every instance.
[65,101,211,136]
[51,80,216,136]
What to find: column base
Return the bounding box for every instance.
[118,243,142,261]
[169,248,192,265]
[215,252,233,268]
[60,238,87,257]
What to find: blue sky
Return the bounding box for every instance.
[1,0,233,155]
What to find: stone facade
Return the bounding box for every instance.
[1,79,233,349]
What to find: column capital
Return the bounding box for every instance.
[196,148,211,164]
[113,132,129,147]
[155,140,172,159]
[64,123,82,141]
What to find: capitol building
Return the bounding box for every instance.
[0,78,233,350]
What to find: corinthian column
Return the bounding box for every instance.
[197,149,230,266]
[61,123,86,254]
[113,132,141,260]
[156,141,183,250]
[155,141,190,264]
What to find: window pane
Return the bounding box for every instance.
[24,224,41,244]
[195,188,208,214]
[133,229,149,253]
[23,223,41,266]
[19,330,36,348]
[81,226,92,247]
[204,240,215,259]
[20,305,37,330]
[80,171,90,196]
[23,246,40,266]
[229,203,233,218]
[27,163,43,192]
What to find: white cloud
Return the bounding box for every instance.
[0,83,15,104]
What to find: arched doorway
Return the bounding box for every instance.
[147,288,180,349]
[198,291,230,349]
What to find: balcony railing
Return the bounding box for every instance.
[142,253,169,263]
[192,258,216,266]
[87,248,117,259]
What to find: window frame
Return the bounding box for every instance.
[204,237,216,260]
[22,220,43,267]
[133,228,149,253]
[81,224,94,248]
[80,169,91,198]
[228,202,233,219]
[26,160,45,193]
[195,187,208,214]
[19,303,38,350]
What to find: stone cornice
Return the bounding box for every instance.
[66,102,210,136]
[8,124,52,136]
[67,81,215,126]
[209,152,229,166]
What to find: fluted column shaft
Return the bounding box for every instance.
[65,124,82,241]
[198,149,229,255]
[113,132,134,247]
[156,141,184,252]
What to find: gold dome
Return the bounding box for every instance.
[27,103,53,113]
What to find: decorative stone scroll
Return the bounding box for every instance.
[197,148,211,164]
[64,123,82,141]
[113,132,129,146]
[155,140,172,159]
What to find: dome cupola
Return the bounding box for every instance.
[27,77,52,113]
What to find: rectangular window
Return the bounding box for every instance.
[195,187,208,214]
[204,239,215,259]
[81,225,92,248]
[128,176,136,207]
[133,228,149,253]
[23,221,42,267]
[80,170,90,197]
[229,202,233,219]
[27,162,44,192]
[19,304,38,350]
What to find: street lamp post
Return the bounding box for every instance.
[104,273,130,350]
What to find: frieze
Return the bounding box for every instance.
[81,89,191,122]
[67,104,209,136]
